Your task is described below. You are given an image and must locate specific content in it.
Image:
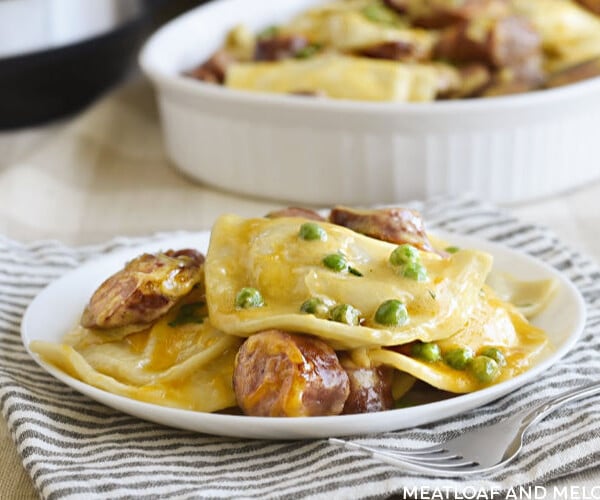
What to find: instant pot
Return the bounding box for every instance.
[0,0,203,129]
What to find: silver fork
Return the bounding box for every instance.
[329,381,600,476]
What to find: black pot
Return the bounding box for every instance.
[0,0,204,130]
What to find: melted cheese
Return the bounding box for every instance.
[31,210,556,413]
[369,291,548,393]
[31,339,239,412]
[31,300,243,412]
[226,55,439,102]
[205,215,493,349]
[511,0,600,69]
[286,7,434,52]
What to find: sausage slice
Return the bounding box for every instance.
[329,206,437,253]
[185,50,236,84]
[357,41,422,62]
[435,16,540,69]
[233,330,350,417]
[254,35,309,61]
[81,249,205,329]
[574,0,600,16]
[340,356,394,414]
[409,0,509,29]
[545,57,600,90]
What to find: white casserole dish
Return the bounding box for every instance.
[139,0,600,205]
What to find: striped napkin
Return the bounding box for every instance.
[1,197,599,499]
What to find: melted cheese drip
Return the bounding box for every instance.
[226,55,439,102]
[31,339,239,412]
[241,333,309,416]
[369,292,548,393]
[31,310,243,412]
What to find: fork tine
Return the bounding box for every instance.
[328,438,439,456]
[366,446,461,462]
[387,445,446,455]
[398,455,479,469]
[398,451,464,462]
[348,442,446,456]
[329,438,483,475]
[350,444,479,469]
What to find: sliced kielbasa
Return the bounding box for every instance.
[233,330,350,417]
[435,16,540,69]
[357,41,419,62]
[81,249,205,329]
[574,0,600,16]
[329,206,437,253]
[545,57,600,89]
[185,50,236,84]
[340,356,394,414]
[254,35,309,61]
[409,0,509,29]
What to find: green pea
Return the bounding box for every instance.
[374,299,409,327]
[323,253,348,272]
[362,3,397,24]
[480,347,507,367]
[299,222,327,241]
[445,246,460,254]
[300,297,329,317]
[329,303,361,325]
[258,25,279,39]
[235,287,264,309]
[444,347,474,370]
[295,43,322,59]
[470,355,500,383]
[412,342,441,362]
[389,244,420,267]
[402,262,428,281]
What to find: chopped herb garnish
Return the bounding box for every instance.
[169,302,205,327]
[445,246,460,254]
[348,266,363,277]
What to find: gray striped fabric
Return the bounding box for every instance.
[1,197,599,499]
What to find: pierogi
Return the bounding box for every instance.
[30,206,555,417]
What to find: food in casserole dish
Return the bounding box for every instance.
[30,207,557,417]
[184,0,600,101]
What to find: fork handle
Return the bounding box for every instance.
[521,381,600,431]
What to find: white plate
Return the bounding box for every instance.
[21,231,586,440]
